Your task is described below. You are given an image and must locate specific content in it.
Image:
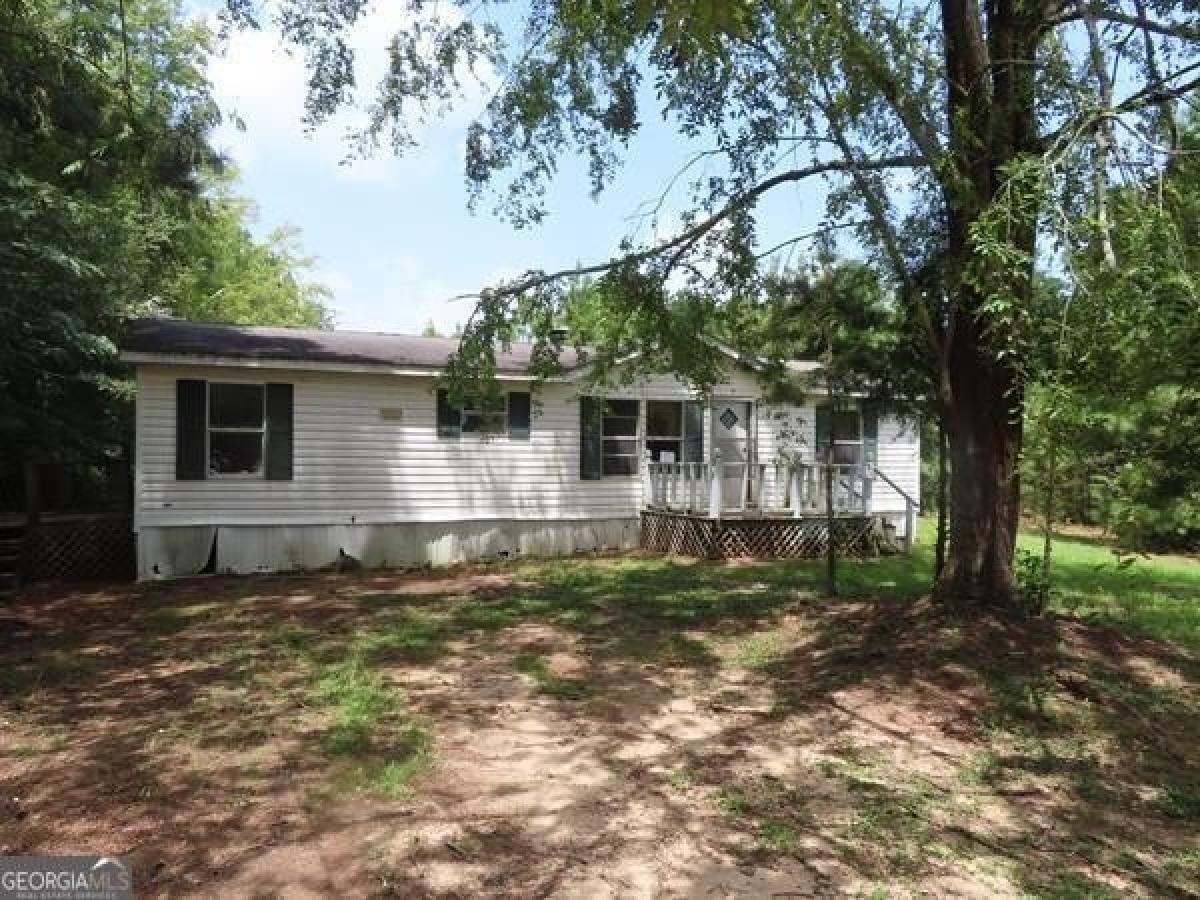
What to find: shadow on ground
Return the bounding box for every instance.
[1,551,1197,897]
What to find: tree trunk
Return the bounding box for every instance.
[933,0,1042,607]
[934,338,1024,606]
[934,417,948,577]
[1042,439,1057,576]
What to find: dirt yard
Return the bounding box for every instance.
[1,549,1197,898]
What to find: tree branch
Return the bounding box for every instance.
[1039,63,1200,152]
[1047,7,1200,41]
[1113,64,1200,117]
[450,154,927,301]
[753,221,872,262]
[1133,0,1180,153]
[1084,7,1117,269]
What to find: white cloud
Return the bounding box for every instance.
[206,2,497,186]
[327,253,478,334]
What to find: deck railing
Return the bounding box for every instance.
[642,454,871,519]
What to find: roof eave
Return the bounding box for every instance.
[120,351,565,382]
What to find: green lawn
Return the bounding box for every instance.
[2,521,1197,897]
[890,518,1200,649]
[1010,523,1200,650]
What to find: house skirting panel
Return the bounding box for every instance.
[137,518,640,578]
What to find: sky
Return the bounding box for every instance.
[203,2,831,335]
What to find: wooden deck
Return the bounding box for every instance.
[640,508,890,560]
[640,458,916,560]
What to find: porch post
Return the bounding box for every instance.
[709,448,723,519]
[642,450,653,508]
[790,465,803,519]
[904,497,916,553]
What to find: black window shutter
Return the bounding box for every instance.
[176,379,207,480]
[814,404,832,461]
[683,400,705,462]
[580,396,602,480]
[265,383,294,480]
[508,391,531,440]
[437,389,461,438]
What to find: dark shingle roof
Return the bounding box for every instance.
[121,318,583,375]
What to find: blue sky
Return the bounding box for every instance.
[204,3,832,334]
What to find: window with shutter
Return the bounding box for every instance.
[439,389,529,438]
[177,380,293,480]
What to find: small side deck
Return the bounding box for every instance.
[640,460,916,561]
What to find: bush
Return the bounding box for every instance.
[1015,549,1053,616]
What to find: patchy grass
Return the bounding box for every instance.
[668,766,696,791]
[733,629,789,670]
[513,652,590,701]
[2,524,1197,896]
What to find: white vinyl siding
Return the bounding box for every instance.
[872,414,921,513]
[133,362,918,528]
[135,363,758,527]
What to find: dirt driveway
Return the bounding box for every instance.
[1,555,1197,897]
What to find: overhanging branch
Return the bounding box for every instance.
[1047,7,1200,41]
[1039,63,1200,151]
[451,154,927,301]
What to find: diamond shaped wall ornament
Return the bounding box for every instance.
[719,407,739,430]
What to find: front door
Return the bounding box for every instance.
[711,400,754,508]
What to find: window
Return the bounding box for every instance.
[437,389,529,438]
[462,394,507,434]
[645,400,682,462]
[208,383,265,476]
[645,400,705,463]
[602,399,639,475]
[831,409,862,465]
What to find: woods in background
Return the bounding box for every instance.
[0,0,330,513]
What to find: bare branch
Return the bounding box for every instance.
[1133,0,1180,153]
[1113,64,1200,116]
[450,155,928,301]
[754,221,872,262]
[1047,7,1200,41]
[1039,63,1200,151]
[1085,8,1117,269]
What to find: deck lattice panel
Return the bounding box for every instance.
[25,514,135,582]
[640,511,881,560]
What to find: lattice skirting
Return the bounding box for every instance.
[24,514,135,582]
[640,511,883,560]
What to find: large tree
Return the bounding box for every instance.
[228,0,1197,605]
[0,0,331,510]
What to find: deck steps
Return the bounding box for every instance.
[0,525,24,599]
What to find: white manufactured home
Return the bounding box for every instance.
[122,318,920,578]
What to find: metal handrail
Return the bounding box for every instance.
[869,465,920,511]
